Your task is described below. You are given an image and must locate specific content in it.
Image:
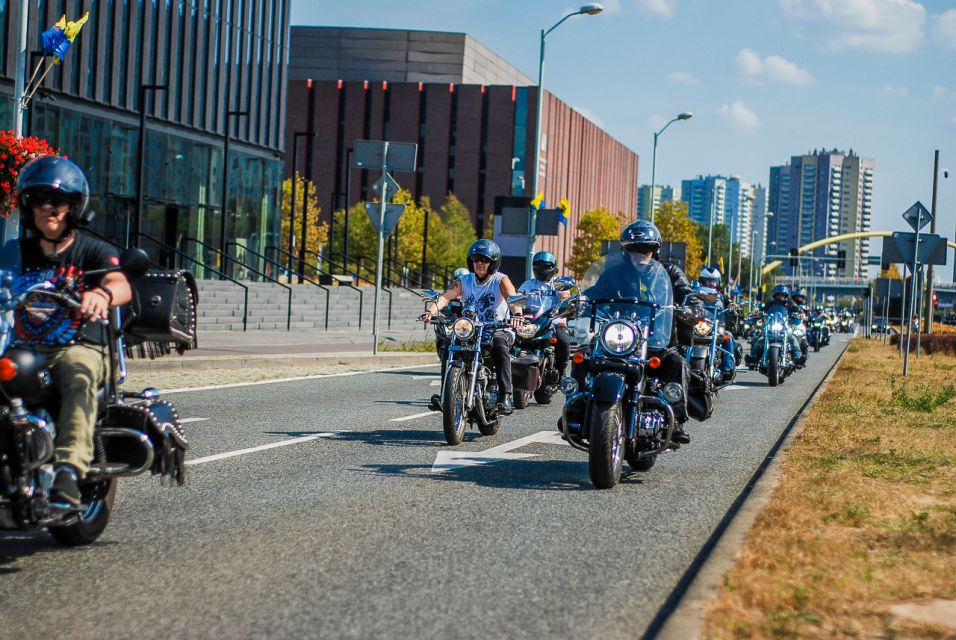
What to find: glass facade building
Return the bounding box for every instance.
[0,0,290,279]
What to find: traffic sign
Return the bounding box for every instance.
[881,232,948,267]
[372,173,401,200]
[901,201,932,232]
[365,203,406,235]
[352,140,418,172]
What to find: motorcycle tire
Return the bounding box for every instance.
[690,357,707,373]
[533,387,555,405]
[588,402,624,489]
[767,347,781,387]
[814,342,820,352]
[441,367,468,446]
[514,390,531,410]
[48,478,117,546]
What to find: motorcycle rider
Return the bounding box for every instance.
[420,240,523,414]
[8,156,132,506]
[517,251,572,379]
[428,267,469,411]
[745,284,804,368]
[791,287,811,357]
[697,266,738,379]
[579,220,699,444]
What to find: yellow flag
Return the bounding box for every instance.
[64,12,90,41]
[718,256,725,275]
[530,191,544,209]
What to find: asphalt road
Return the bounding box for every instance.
[0,336,852,639]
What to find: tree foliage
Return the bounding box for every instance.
[879,264,902,280]
[567,207,627,279]
[654,201,704,278]
[280,173,328,277]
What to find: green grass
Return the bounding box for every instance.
[377,339,439,353]
[890,378,956,412]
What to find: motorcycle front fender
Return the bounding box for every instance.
[590,371,627,406]
[690,344,710,359]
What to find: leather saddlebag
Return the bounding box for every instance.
[125,270,198,351]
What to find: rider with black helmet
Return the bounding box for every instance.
[697,265,740,378]
[421,239,522,414]
[4,156,132,507]
[745,284,805,368]
[517,251,572,379]
[580,220,699,443]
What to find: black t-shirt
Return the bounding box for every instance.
[13,231,119,346]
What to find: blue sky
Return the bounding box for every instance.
[292,0,956,252]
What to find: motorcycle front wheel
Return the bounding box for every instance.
[767,347,781,387]
[442,367,468,445]
[48,478,116,546]
[588,402,624,489]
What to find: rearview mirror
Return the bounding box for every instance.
[553,276,577,292]
[419,289,440,302]
[507,294,528,306]
[120,248,151,279]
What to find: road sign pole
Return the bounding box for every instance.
[903,226,921,376]
[916,266,924,358]
[899,274,906,358]
[371,141,389,356]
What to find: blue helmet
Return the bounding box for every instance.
[531,251,558,281]
[467,239,502,274]
[453,267,469,280]
[17,155,92,231]
[620,220,662,253]
[792,287,807,304]
[771,284,790,303]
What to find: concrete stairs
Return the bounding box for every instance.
[195,280,428,331]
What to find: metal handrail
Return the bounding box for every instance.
[136,233,249,332]
[184,237,293,330]
[326,252,398,329]
[292,248,365,330]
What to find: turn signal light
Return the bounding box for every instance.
[549,337,558,344]
[648,357,662,369]
[0,358,17,381]
[572,352,587,364]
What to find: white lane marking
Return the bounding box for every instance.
[432,430,569,473]
[180,417,208,424]
[390,411,438,422]
[186,431,344,466]
[429,380,441,387]
[722,384,749,390]
[160,363,438,395]
[412,375,441,381]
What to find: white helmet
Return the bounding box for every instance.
[699,266,722,286]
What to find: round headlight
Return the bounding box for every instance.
[694,320,714,336]
[452,318,475,339]
[662,382,683,404]
[515,321,537,339]
[793,327,806,337]
[771,322,785,332]
[600,320,637,356]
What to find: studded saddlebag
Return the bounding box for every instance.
[124,270,198,356]
[100,400,188,485]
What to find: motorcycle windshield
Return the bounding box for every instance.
[765,303,790,332]
[580,253,673,350]
[521,294,556,321]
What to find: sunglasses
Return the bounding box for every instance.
[25,191,73,208]
[622,244,651,253]
[471,256,492,264]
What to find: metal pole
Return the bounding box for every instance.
[288,134,299,279]
[422,205,430,280]
[527,27,546,281]
[925,149,939,334]
[298,133,316,284]
[12,0,28,137]
[134,85,167,248]
[649,132,658,223]
[728,214,734,289]
[345,148,353,265]
[372,142,389,356]
[899,272,906,358]
[707,196,715,267]
[904,224,921,375]
[916,266,923,358]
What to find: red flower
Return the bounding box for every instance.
[0,130,60,218]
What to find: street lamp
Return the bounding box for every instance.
[219,109,248,278]
[288,132,314,281]
[649,112,692,223]
[134,84,167,248]
[526,2,604,280]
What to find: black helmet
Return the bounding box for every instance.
[17,155,92,233]
[620,220,661,253]
[466,239,502,274]
[771,284,790,303]
[792,287,807,304]
[531,251,557,281]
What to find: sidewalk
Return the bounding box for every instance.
[127,327,439,373]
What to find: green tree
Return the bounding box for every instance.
[567,207,626,279]
[654,201,704,278]
[432,193,477,271]
[280,173,328,278]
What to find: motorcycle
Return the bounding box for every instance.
[791,314,810,361]
[754,302,797,387]
[684,285,737,388]
[559,253,691,489]
[509,277,577,409]
[420,291,505,445]
[0,249,191,545]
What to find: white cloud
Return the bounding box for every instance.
[880,84,908,97]
[778,0,926,53]
[736,48,814,84]
[668,71,699,86]
[935,9,956,50]
[637,0,676,18]
[933,85,956,100]
[719,101,761,131]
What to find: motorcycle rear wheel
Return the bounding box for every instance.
[767,347,781,387]
[442,367,468,446]
[588,402,624,489]
[48,478,116,546]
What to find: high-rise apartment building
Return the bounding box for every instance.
[681,175,727,228]
[637,184,680,220]
[769,150,874,277]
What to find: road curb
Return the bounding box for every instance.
[654,339,854,640]
[127,352,439,373]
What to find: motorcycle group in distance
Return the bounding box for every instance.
[420,222,848,488]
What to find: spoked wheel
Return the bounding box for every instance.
[767,346,781,387]
[514,390,531,410]
[588,402,624,489]
[441,367,468,445]
[48,479,116,546]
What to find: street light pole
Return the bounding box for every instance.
[649,112,692,223]
[287,132,312,279]
[297,132,317,284]
[134,84,167,248]
[526,3,603,280]
[219,108,248,278]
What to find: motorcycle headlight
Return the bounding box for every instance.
[771,322,785,332]
[793,327,806,337]
[600,320,637,356]
[662,382,683,404]
[694,320,714,336]
[452,318,475,339]
[813,322,821,328]
[515,321,538,339]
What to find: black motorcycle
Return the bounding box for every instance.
[510,277,577,409]
[559,254,690,489]
[420,291,504,445]
[0,249,193,545]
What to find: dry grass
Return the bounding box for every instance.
[703,338,956,639]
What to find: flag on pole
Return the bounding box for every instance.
[530,191,544,209]
[557,197,570,225]
[718,256,725,275]
[41,12,89,64]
